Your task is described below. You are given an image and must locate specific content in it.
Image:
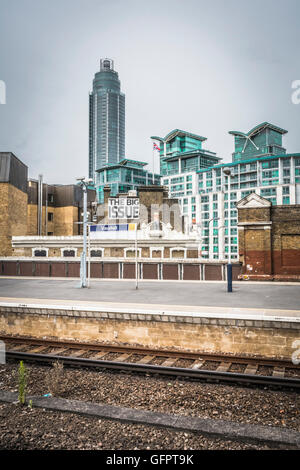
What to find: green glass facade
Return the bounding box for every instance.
[96,159,160,203]
[229,122,287,162]
[151,129,220,176]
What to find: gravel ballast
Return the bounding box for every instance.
[0,362,299,450]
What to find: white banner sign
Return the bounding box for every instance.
[108,198,139,219]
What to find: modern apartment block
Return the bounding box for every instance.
[158,123,300,261]
[89,58,125,183]
[96,158,160,203]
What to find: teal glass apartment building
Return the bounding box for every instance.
[96,159,161,203]
[157,123,300,260]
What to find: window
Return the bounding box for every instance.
[63,250,75,257]
[48,212,54,222]
[283,196,290,205]
[283,186,290,195]
[47,232,53,236]
[91,250,103,257]
[34,249,47,257]
[262,160,278,169]
[261,188,276,197]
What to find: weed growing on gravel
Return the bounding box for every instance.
[45,361,67,397]
[18,361,27,405]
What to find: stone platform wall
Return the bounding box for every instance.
[0,304,298,360]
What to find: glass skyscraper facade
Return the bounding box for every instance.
[89,59,125,182]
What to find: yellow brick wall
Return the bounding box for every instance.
[27,204,78,236]
[54,206,79,236]
[0,183,27,256]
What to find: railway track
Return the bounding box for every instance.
[1,335,300,390]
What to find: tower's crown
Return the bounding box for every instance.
[100,58,114,71]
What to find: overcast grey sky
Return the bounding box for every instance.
[0,0,300,183]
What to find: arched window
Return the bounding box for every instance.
[90,250,103,258]
[63,249,75,257]
[33,249,47,257]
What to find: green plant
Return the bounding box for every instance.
[45,360,66,396]
[18,361,27,405]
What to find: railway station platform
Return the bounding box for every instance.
[0,277,299,361]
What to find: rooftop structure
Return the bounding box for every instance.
[151,129,220,176]
[229,122,287,162]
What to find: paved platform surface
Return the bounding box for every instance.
[0,277,299,320]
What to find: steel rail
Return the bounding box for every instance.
[0,335,298,368]
[6,351,300,391]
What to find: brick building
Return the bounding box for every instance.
[0,152,96,256]
[237,192,300,280]
[27,178,96,236]
[0,153,28,256]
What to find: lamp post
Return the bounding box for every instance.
[76,177,93,288]
[222,168,232,292]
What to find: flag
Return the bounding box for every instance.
[153,142,161,151]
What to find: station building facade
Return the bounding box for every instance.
[157,123,300,261]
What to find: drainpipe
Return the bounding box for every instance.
[38,174,43,236]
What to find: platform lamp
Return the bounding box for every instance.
[76,177,93,288]
[222,167,233,292]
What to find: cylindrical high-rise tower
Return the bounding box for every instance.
[89,58,125,182]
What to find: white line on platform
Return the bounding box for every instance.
[0,301,299,323]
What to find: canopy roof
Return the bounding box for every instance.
[151,129,207,143]
[229,122,288,139]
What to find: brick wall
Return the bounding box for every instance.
[0,184,28,256]
[28,204,79,236]
[238,198,300,280]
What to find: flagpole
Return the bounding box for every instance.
[152,145,154,184]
